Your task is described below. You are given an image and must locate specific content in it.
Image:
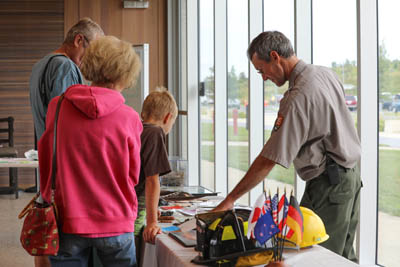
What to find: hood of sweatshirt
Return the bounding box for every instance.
[64,85,125,119]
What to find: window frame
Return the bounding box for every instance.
[169,1,381,265]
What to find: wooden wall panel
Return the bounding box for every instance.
[65,0,168,92]
[100,0,122,38]
[64,0,79,34]
[157,0,167,87]
[0,0,64,186]
[0,0,168,187]
[79,0,102,25]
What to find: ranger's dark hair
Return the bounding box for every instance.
[247,31,294,62]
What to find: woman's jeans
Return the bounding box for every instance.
[49,232,136,267]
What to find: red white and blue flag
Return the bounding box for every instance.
[277,194,289,231]
[264,193,271,211]
[271,193,279,224]
[247,193,267,239]
[254,210,280,244]
[247,192,280,243]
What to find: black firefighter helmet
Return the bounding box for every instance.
[192,208,274,267]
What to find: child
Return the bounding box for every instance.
[134,87,178,254]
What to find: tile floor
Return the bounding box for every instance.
[1,191,36,267]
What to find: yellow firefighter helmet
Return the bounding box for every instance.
[286,206,329,248]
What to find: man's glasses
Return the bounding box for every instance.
[81,34,90,48]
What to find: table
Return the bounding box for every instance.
[141,233,359,267]
[0,158,38,198]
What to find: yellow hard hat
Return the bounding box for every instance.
[286,206,329,248]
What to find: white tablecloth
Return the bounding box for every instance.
[141,233,359,267]
[0,157,38,168]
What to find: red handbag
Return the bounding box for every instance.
[18,94,64,256]
[18,192,59,255]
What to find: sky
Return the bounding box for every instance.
[199,0,400,79]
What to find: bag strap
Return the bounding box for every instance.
[50,94,65,203]
[39,54,67,108]
[18,192,40,219]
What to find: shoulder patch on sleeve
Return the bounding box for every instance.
[273,115,284,131]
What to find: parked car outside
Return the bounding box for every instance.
[380,92,393,111]
[345,95,357,111]
[393,94,400,113]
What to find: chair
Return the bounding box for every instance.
[0,117,19,198]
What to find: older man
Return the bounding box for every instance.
[215,31,361,262]
[30,17,104,140]
[29,17,103,267]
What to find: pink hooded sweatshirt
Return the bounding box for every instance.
[39,84,142,235]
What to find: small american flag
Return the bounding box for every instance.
[271,193,279,224]
[277,194,289,231]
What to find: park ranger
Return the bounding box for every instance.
[214,31,362,262]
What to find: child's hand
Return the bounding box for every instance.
[143,223,162,244]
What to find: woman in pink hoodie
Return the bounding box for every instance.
[38,36,142,267]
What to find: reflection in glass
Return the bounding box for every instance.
[313,0,360,256]
[378,1,400,266]
[199,0,215,191]
[227,0,249,205]
[263,0,295,193]
[313,0,357,103]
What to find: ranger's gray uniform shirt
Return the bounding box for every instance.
[29,54,82,140]
[260,60,361,181]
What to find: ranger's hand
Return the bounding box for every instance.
[212,197,234,212]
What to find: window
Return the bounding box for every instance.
[313,0,357,96]
[199,0,215,191]
[263,0,295,194]
[313,0,362,258]
[378,1,400,266]
[227,0,249,205]
[174,2,390,264]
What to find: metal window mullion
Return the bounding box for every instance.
[357,0,378,265]
[214,0,228,196]
[294,0,312,201]
[248,0,264,206]
[187,0,199,186]
[179,0,188,159]
[168,0,179,157]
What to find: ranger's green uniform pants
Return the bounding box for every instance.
[300,164,362,262]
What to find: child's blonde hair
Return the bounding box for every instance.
[141,87,178,121]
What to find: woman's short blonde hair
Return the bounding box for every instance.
[141,87,178,121]
[80,35,141,89]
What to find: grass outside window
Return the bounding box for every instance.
[200,122,400,216]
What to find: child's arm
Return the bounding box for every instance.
[142,174,162,244]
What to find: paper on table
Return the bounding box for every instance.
[24,149,38,160]
[178,218,196,232]
[177,208,197,216]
